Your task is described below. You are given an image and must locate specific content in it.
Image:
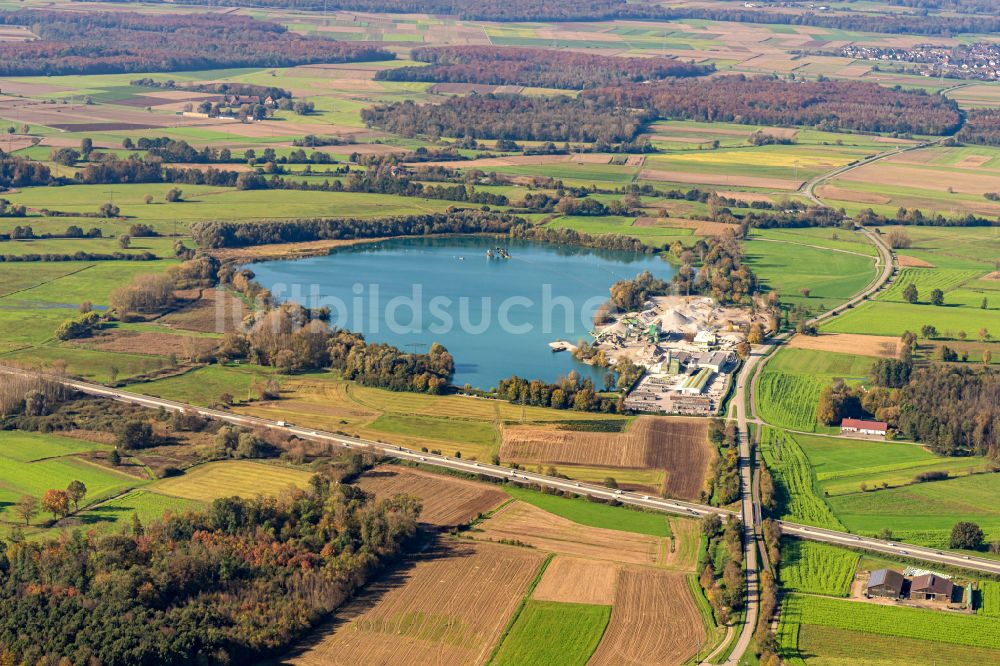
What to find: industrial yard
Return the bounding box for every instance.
[587,296,760,415]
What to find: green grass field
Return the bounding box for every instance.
[75,489,204,531]
[504,485,672,537]
[133,364,277,406]
[826,472,1000,547]
[0,430,111,462]
[823,299,1000,338]
[779,540,859,597]
[0,434,141,524]
[795,432,991,497]
[745,232,877,314]
[491,600,610,666]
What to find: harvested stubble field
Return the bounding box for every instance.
[786,333,899,358]
[355,466,507,527]
[72,329,220,357]
[287,542,545,666]
[589,567,706,666]
[473,501,675,567]
[151,460,314,501]
[532,556,618,605]
[500,416,710,500]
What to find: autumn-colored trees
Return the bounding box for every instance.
[0,9,393,76]
[362,94,652,143]
[41,489,70,520]
[585,75,961,136]
[0,481,419,664]
[377,46,712,89]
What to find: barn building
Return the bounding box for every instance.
[866,569,905,599]
[840,418,888,437]
[911,574,954,602]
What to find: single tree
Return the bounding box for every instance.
[930,288,944,306]
[165,188,183,203]
[903,283,918,304]
[799,287,811,298]
[108,448,122,466]
[66,480,87,512]
[603,476,618,489]
[920,324,937,339]
[982,297,989,310]
[14,494,38,525]
[950,521,985,550]
[118,234,131,249]
[42,489,70,520]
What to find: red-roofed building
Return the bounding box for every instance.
[840,418,888,436]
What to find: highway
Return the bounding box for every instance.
[0,366,732,522]
[6,364,1000,580]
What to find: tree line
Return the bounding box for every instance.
[191,210,523,248]
[134,0,1000,33]
[0,480,418,665]
[376,46,713,90]
[0,9,393,76]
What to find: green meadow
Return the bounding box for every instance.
[745,238,877,314]
[491,600,611,666]
[826,472,1000,547]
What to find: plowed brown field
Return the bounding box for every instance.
[589,568,706,666]
[500,416,710,500]
[787,332,899,358]
[287,542,544,666]
[532,556,618,605]
[474,501,673,566]
[356,466,507,527]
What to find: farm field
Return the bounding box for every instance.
[778,593,1000,653]
[73,489,204,532]
[147,370,617,462]
[825,472,1000,548]
[286,542,546,666]
[499,416,711,499]
[980,581,1000,618]
[589,567,706,666]
[794,431,992,498]
[0,436,141,524]
[150,460,314,502]
[532,556,618,605]
[744,237,877,315]
[822,299,1000,338]
[472,500,673,567]
[354,465,508,527]
[491,600,611,666]
[758,427,845,530]
[791,624,1000,666]
[503,485,673,537]
[779,540,859,597]
[755,348,874,433]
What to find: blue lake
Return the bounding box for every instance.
[249,236,673,389]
